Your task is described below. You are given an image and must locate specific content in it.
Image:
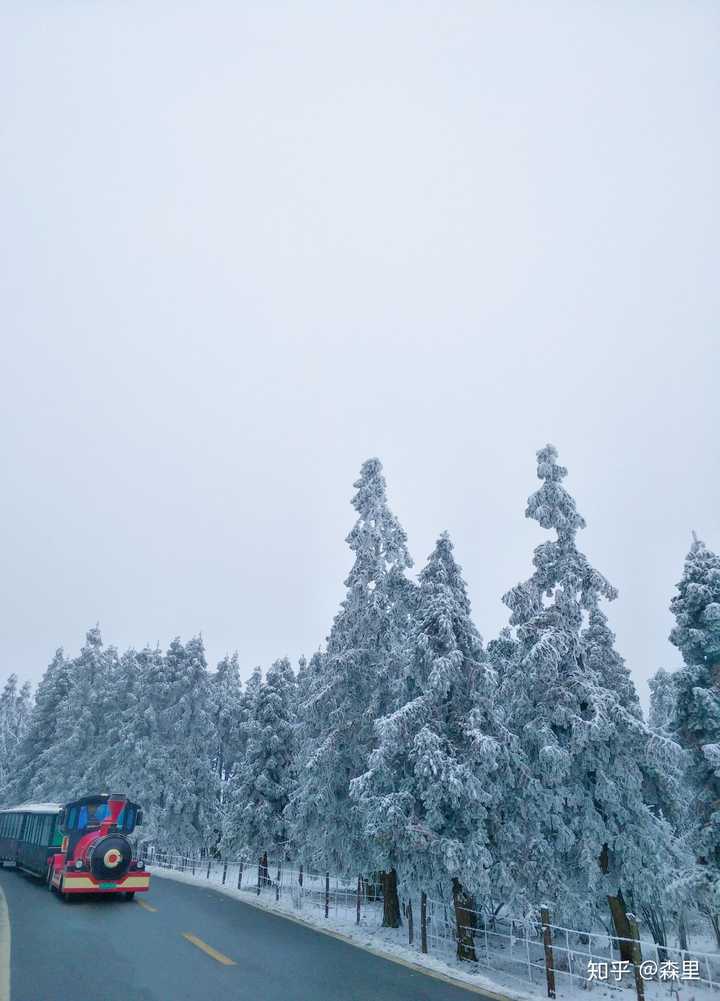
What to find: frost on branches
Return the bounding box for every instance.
[288,458,415,875]
[669,534,720,942]
[222,658,297,858]
[497,445,678,928]
[352,530,502,946]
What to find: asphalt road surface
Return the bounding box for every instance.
[0,863,491,1001]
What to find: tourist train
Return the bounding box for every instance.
[0,792,150,900]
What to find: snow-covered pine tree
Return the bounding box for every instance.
[288,458,415,876]
[238,665,262,765]
[206,653,244,852]
[648,669,677,733]
[209,653,244,793]
[105,644,166,845]
[30,626,115,800]
[145,636,217,851]
[222,658,296,860]
[10,649,72,803]
[0,675,32,804]
[669,534,720,944]
[499,445,679,930]
[582,600,640,712]
[352,531,501,949]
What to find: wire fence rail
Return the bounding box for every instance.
[139,847,720,1001]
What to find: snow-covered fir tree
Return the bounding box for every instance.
[9,648,72,803]
[98,646,148,798]
[648,668,677,733]
[497,445,680,927]
[29,626,114,800]
[0,675,32,803]
[582,599,640,712]
[289,458,415,873]
[222,658,296,858]
[149,636,217,850]
[209,653,244,797]
[669,534,720,942]
[352,531,501,944]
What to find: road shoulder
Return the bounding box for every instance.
[0,873,10,1001]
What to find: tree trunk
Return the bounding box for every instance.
[678,911,689,952]
[608,893,634,963]
[420,891,428,953]
[709,912,720,949]
[382,868,402,928]
[452,878,477,962]
[258,851,269,887]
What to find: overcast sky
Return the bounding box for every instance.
[1,2,718,706]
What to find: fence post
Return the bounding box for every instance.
[222,861,228,885]
[299,864,303,888]
[276,862,280,901]
[421,892,428,954]
[407,899,414,946]
[627,913,645,1001]
[237,861,244,889]
[540,907,556,999]
[356,875,362,925]
[206,858,211,879]
[325,872,330,918]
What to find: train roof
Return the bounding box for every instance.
[0,802,63,814]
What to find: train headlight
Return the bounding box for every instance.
[74,859,84,870]
[136,860,145,869]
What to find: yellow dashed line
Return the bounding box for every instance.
[182,932,236,966]
[136,899,158,913]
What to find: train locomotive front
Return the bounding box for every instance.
[49,793,150,900]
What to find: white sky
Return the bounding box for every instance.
[1,2,718,706]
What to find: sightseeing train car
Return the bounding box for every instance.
[0,792,150,900]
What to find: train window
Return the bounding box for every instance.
[50,816,63,847]
[67,807,78,830]
[0,815,7,837]
[78,803,108,829]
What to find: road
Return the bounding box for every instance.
[0,863,491,1001]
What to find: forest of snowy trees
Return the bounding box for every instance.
[1,446,719,954]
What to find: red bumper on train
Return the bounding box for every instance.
[51,863,150,894]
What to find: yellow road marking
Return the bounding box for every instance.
[182,932,236,966]
[154,871,507,997]
[137,899,158,913]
